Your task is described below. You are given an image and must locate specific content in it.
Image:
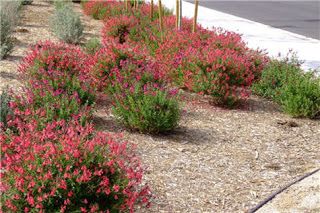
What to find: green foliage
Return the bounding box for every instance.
[279,73,320,118]
[0,88,13,130]
[50,4,84,44]
[252,56,302,99]
[112,87,181,134]
[20,0,33,5]
[252,54,320,118]
[84,37,101,55]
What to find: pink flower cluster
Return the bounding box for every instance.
[1,40,152,212]
[87,0,268,104]
[1,120,151,212]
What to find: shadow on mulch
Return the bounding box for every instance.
[28,3,51,8]
[236,96,281,113]
[92,115,124,133]
[0,71,18,80]
[3,55,23,62]
[22,24,47,29]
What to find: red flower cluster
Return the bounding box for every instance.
[90,43,165,91]
[18,41,96,106]
[101,15,139,46]
[1,120,151,212]
[82,0,124,20]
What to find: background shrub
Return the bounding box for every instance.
[0,88,13,130]
[50,4,84,44]
[0,1,20,59]
[279,73,320,118]
[84,37,101,54]
[82,0,125,20]
[1,120,151,212]
[252,55,303,99]
[252,53,320,118]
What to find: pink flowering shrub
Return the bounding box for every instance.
[19,41,96,106]
[1,120,151,212]
[82,0,125,20]
[7,86,92,131]
[90,45,180,133]
[90,45,164,91]
[155,29,268,105]
[101,15,140,45]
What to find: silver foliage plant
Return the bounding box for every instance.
[0,1,20,59]
[50,4,84,44]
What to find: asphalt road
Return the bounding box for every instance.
[186,1,320,39]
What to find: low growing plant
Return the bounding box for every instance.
[252,55,303,99]
[84,37,101,55]
[279,72,320,118]
[50,4,84,44]
[113,87,180,134]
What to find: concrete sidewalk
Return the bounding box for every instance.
[151,0,320,72]
[257,170,320,213]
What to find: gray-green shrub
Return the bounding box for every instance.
[50,4,84,44]
[0,1,20,59]
[0,88,13,130]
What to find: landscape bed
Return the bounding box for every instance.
[0,1,319,212]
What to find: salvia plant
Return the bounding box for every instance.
[1,120,151,212]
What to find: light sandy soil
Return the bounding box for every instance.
[0,1,319,212]
[257,170,320,213]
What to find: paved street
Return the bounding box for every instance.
[187,1,320,39]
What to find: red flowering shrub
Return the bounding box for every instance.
[155,28,268,105]
[7,86,92,131]
[19,41,96,106]
[90,45,180,133]
[82,0,125,20]
[1,120,151,212]
[89,0,268,107]
[90,45,164,91]
[101,15,140,45]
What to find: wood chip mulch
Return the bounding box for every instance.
[0,2,319,212]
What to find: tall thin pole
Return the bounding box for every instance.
[125,0,128,11]
[158,0,163,41]
[178,0,182,30]
[193,0,199,33]
[176,0,179,30]
[150,0,154,19]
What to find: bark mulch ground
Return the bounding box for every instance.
[0,1,319,212]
